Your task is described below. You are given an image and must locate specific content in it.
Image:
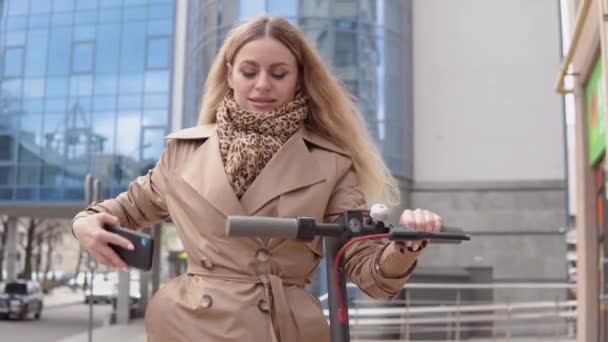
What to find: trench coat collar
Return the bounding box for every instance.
[172,124,346,218]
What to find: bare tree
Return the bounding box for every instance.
[19,218,43,280]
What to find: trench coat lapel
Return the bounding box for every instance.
[180,134,247,217]
[240,127,326,215]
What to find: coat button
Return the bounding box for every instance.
[258,299,270,313]
[200,256,214,270]
[199,294,213,309]
[255,249,270,262]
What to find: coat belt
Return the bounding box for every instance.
[187,264,307,342]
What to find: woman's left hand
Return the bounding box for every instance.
[395,208,443,252]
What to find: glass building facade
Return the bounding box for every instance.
[183,0,412,178]
[0,0,175,202]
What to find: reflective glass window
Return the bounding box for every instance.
[95,24,121,74]
[51,13,73,26]
[125,0,148,6]
[94,75,118,95]
[25,30,48,77]
[118,95,142,110]
[74,10,96,25]
[144,71,169,93]
[30,0,52,14]
[45,98,67,112]
[45,77,69,97]
[20,113,43,145]
[23,79,45,98]
[240,0,265,19]
[334,31,356,67]
[124,6,146,21]
[334,0,357,18]
[142,127,166,161]
[143,94,168,108]
[23,99,44,113]
[6,17,27,31]
[100,0,122,8]
[48,27,72,76]
[72,42,94,73]
[53,0,75,12]
[93,96,116,111]
[76,0,98,11]
[99,9,122,23]
[0,136,15,161]
[4,48,24,78]
[268,0,297,17]
[147,37,170,69]
[0,166,15,185]
[7,0,28,15]
[116,111,142,157]
[143,109,168,126]
[91,112,116,154]
[119,74,144,94]
[74,26,96,41]
[147,19,173,35]
[299,0,329,17]
[120,22,146,73]
[28,15,51,29]
[70,75,93,96]
[149,4,174,20]
[6,32,27,45]
[2,79,23,97]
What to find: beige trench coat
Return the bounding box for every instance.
[79,124,422,342]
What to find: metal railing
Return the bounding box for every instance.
[319,282,577,341]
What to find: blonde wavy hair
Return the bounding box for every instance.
[198,16,399,204]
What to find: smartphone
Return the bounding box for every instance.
[104,225,154,271]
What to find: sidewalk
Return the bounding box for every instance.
[44,286,85,309]
[59,318,146,342]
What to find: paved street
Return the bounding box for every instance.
[0,303,113,342]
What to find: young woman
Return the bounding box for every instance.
[72,16,442,342]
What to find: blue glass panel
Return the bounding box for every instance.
[94,75,118,95]
[124,6,146,21]
[2,79,23,97]
[74,25,96,40]
[25,30,48,77]
[124,0,147,6]
[42,113,67,153]
[142,127,165,160]
[74,11,97,25]
[92,112,116,154]
[240,0,265,19]
[6,32,26,45]
[4,48,24,78]
[17,165,42,185]
[8,0,28,15]
[144,70,169,92]
[53,0,75,12]
[149,4,174,20]
[120,22,146,73]
[100,0,122,8]
[143,93,168,108]
[72,42,94,73]
[143,109,167,126]
[28,15,51,29]
[118,95,141,110]
[23,79,45,98]
[48,27,72,76]
[0,187,14,200]
[147,19,172,35]
[70,75,93,96]
[30,0,52,14]
[0,167,15,185]
[72,96,93,113]
[23,99,44,113]
[45,78,69,97]
[115,111,141,156]
[16,187,39,200]
[119,74,143,94]
[99,9,121,23]
[6,17,27,31]
[95,24,121,73]
[45,98,67,112]
[63,187,85,201]
[147,37,170,69]
[268,0,297,17]
[93,96,116,111]
[40,186,63,199]
[20,113,43,146]
[0,136,15,161]
[51,13,73,26]
[76,0,98,10]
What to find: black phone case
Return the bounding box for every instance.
[104,225,154,271]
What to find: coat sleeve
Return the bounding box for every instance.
[323,157,423,300]
[73,140,174,230]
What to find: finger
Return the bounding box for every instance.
[423,210,436,232]
[99,230,134,250]
[400,210,416,230]
[414,209,425,231]
[433,213,443,233]
[89,251,112,267]
[96,245,128,270]
[97,213,120,227]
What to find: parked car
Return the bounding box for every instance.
[84,273,117,304]
[0,280,44,320]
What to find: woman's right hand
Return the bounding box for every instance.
[72,213,134,271]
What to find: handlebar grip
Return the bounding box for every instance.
[225,216,299,239]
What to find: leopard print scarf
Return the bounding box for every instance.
[216,93,308,198]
